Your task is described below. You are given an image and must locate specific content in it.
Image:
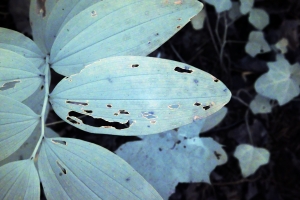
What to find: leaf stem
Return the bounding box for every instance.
[30,56,50,160]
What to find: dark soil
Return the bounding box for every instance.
[1,0,300,199]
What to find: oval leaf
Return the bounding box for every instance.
[49,0,203,76]
[234,144,270,177]
[0,49,43,101]
[249,8,269,30]
[0,95,40,161]
[38,137,162,200]
[50,56,231,135]
[0,28,45,67]
[0,160,40,200]
[240,0,254,15]
[116,133,227,199]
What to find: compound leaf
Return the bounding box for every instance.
[203,0,232,13]
[0,127,59,166]
[0,95,40,161]
[38,137,162,200]
[0,49,43,101]
[234,144,270,177]
[249,8,269,30]
[255,55,300,105]
[50,56,231,136]
[49,0,203,76]
[249,94,272,114]
[116,132,227,199]
[245,31,270,57]
[0,28,45,67]
[240,0,254,15]
[0,160,40,200]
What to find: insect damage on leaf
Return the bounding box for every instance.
[51,139,67,145]
[0,80,20,91]
[36,0,46,17]
[56,161,67,175]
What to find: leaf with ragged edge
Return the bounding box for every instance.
[234,144,270,177]
[0,28,45,68]
[203,0,232,13]
[50,56,231,136]
[255,55,300,105]
[116,132,227,199]
[249,8,269,30]
[46,0,203,76]
[38,137,162,200]
[245,31,271,57]
[0,160,40,200]
[0,49,43,101]
[0,127,59,166]
[249,94,272,114]
[0,95,40,161]
[240,0,254,15]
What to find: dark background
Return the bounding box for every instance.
[1,0,300,199]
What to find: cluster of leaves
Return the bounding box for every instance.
[0,0,242,200]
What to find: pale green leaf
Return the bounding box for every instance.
[275,38,289,54]
[50,56,231,136]
[0,49,43,101]
[255,55,300,105]
[234,144,270,177]
[0,95,40,161]
[0,127,59,166]
[0,28,45,67]
[249,94,272,114]
[0,160,40,200]
[203,0,232,13]
[38,137,162,200]
[240,0,254,15]
[49,0,203,76]
[116,132,227,199]
[191,9,206,30]
[249,8,269,30]
[245,31,270,57]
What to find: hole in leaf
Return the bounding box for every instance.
[56,161,67,174]
[107,104,112,108]
[84,110,93,114]
[177,25,181,29]
[203,105,210,110]
[214,79,219,82]
[36,0,46,17]
[168,104,180,109]
[91,10,97,17]
[150,120,156,124]
[68,111,131,129]
[67,117,80,125]
[40,85,44,90]
[174,66,193,73]
[52,140,67,145]
[0,80,20,91]
[214,151,221,160]
[66,101,88,106]
[142,111,157,119]
[119,110,129,114]
[194,102,201,106]
[131,64,139,68]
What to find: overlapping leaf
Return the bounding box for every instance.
[50,56,231,135]
[38,137,162,200]
[0,95,40,161]
[0,160,40,200]
[116,132,227,199]
[234,144,270,177]
[255,55,300,105]
[46,0,202,76]
[203,0,232,13]
[240,0,254,14]
[0,49,43,101]
[245,31,270,57]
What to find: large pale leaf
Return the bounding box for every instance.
[38,137,162,200]
[249,8,269,30]
[0,28,45,67]
[0,127,59,166]
[234,144,270,177]
[0,95,39,161]
[116,132,227,199]
[245,31,270,57]
[0,49,43,101]
[49,0,203,76]
[0,160,40,200]
[203,0,232,13]
[50,56,231,135]
[255,55,300,105]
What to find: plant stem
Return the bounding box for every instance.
[30,56,50,160]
